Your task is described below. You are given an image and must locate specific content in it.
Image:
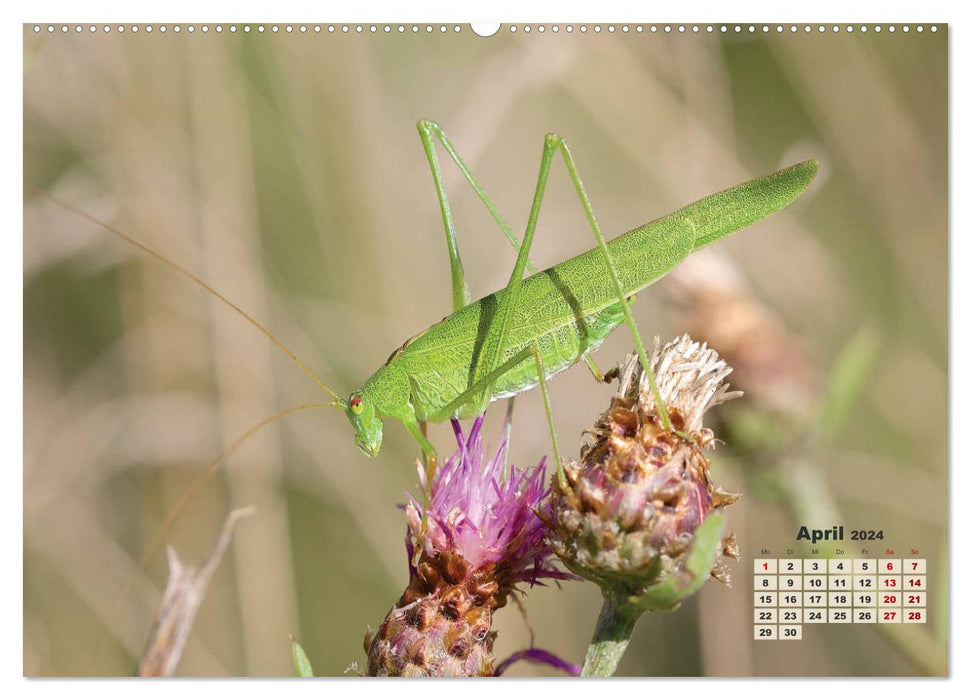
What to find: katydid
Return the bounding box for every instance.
[345,122,817,473]
[50,121,818,480]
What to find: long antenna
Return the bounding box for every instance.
[97,401,332,663]
[39,193,346,406]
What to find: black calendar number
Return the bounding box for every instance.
[758,628,773,637]
[783,628,798,637]
[850,529,884,540]
[759,611,773,620]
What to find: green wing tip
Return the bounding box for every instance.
[789,157,820,187]
[764,157,819,205]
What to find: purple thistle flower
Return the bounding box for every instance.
[405,417,570,590]
[366,414,573,677]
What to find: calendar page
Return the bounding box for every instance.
[754,556,928,639]
[22,16,948,679]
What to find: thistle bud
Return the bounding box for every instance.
[548,335,741,603]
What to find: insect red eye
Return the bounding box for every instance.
[349,396,364,415]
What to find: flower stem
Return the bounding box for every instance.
[581,590,642,677]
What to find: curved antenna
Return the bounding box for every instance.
[39,193,347,407]
[97,401,334,662]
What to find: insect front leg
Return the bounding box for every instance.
[416,419,438,482]
[403,416,439,523]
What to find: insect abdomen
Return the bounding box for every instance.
[404,301,626,421]
[489,301,625,400]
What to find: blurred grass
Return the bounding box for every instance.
[23,25,946,676]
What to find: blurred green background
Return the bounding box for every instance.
[23,24,947,676]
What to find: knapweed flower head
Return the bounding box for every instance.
[547,335,741,604]
[366,416,571,677]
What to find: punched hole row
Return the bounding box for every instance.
[31,24,940,35]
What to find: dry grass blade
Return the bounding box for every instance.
[137,507,256,677]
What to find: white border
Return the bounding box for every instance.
[6,0,964,698]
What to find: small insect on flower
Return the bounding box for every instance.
[365,415,574,677]
[548,335,742,603]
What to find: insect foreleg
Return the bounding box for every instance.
[403,417,438,480]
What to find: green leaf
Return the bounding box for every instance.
[816,327,881,443]
[633,511,726,612]
[290,634,314,677]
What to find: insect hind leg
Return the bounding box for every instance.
[543,135,678,434]
[418,121,551,312]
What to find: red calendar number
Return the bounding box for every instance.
[883,611,897,621]
[884,578,897,587]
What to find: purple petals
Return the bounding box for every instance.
[494,647,581,677]
[407,415,560,587]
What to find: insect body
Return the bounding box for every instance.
[346,134,817,461]
[50,121,818,471]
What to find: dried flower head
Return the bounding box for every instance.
[547,335,741,601]
[662,249,819,414]
[366,416,571,677]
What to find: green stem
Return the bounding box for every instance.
[581,590,642,677]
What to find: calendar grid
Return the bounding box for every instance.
[754,558,926,640]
